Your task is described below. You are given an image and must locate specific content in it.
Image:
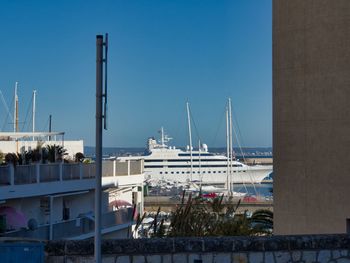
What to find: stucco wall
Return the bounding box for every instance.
[0,140,83,159]
[273,0,350,234]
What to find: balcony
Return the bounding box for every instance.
[3,207,134,240]
[0,160,143,199]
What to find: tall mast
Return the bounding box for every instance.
[14,82,19,133]
[186,102,193,181]
[49,114,52,141]
[226,106,230,193]
[161,126,165,146]
[198,139,202,190]
[228,98,233,195]
[32,90,37,140]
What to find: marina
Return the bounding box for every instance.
[118,127,272,185]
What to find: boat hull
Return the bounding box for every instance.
[144,165,273,184]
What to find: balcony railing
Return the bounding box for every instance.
[3,208,134,240]
[0,159,143,187]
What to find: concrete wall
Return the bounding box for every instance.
[273,0,350,234]
[44,235,350,263]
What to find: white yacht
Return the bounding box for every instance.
[119,128,272,185]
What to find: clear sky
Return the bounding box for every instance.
[0,0,272,148]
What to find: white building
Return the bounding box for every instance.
[0,159,144,240]
[0,132,83,160]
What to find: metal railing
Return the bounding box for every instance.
[52,207,134,239]
[3,208,134,240]
[14,165,37,184]
[0,165,10,185]
[62,163,81,180]
[0,160,143,187]
[40,164,60,182]
[82,163,96,179]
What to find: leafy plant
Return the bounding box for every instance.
[135,192,273,238]
[46,144,67,163]
[4,153,19,166]
[75,152,85,163]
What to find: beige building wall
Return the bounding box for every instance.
[273,0,350,234]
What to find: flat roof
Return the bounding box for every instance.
[0,132,65,140]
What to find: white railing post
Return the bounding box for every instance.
[127,160,130,176]
[9,164,14,185]
[113,160,116,177]
[36,163,40,183]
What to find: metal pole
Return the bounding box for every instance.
[95,35,103,263]
[32,90,36,141]
[186,102,193,181]
[49,115,52,141]
[226,107,230,193]
[14,82,18,133]
[228,98,233,195]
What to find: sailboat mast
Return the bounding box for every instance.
[186,102,193,181]
[228,98,233,195]
[161,126,165,146]
[32,90,37,140]
[226,106,230,193]
[14,82,19,132]
[198,139,202,190]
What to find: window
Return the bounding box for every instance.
[165,172,168,174]
[145,165,164,168]
[160,172,163,174]
[178,153,213,157]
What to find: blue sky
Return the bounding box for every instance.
[0,0,272,148]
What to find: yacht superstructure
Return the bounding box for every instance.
[119,128,272,184]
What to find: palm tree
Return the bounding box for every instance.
[46,144,68,163]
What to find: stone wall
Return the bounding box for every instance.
[45,234,350,263]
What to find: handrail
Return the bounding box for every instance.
[0,160,143,187]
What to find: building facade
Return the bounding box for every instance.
[274,0,350,234]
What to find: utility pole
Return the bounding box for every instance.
[95,33,108,263]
